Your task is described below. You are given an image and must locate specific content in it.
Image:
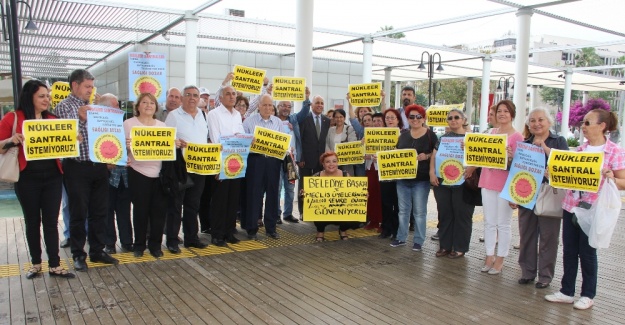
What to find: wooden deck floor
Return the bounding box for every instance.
[1,206,625,324]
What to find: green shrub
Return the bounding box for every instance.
[567,137,580,147]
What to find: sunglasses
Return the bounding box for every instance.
[583,120,600,126]
[447,115,462,120]
[408,114,423,120]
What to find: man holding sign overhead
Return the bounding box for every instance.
[242,94,288,240]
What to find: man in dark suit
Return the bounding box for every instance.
[297,95,330,219]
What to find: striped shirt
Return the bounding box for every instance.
[55,94,90,161]
[562,139,625,212]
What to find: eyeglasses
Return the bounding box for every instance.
[184,93,199,98]
[583,120,600,126]
[408,114,423,120]
[447,115,462,121]
[385,116,397,120]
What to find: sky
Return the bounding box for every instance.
[102,0,624,47]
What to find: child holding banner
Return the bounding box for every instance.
[0,80,75,279]
[546,109,625,310]
[475,100,523,275]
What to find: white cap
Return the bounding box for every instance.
[199,87,210,96]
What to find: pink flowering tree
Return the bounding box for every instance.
[556,98,611,127]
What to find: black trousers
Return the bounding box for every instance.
[165,173,206,246]
[210,178,241,240]
[106,179,132,246]
[14,165,62,267]
[129,168,166,251]
[198,176,217,233]
[433,185,474,253]
[380,181,399,237]
[244,154,281,235]
[297,166,322,217]
[62,159,109,258]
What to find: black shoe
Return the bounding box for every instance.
[90,252,119,265]
[518,278,535,285]
[60,238,70,248]
[149,249,163,258]
[266,232,280,239]
[26,265,42,279]
[134,250,144,257]
[283,215,299,223]
[211,238,227,247]
[535,282,550,289]
[104,245,116,254]
[201,229,211,234]
[276,219,283,225]
[184,241,208,249]
[431,233,440,241]
[247,232,258,240]
[73,256,88,272]
[167,245,181,254]
[378,233,391,239]
[121,244,133,253]
[226,235,240,244]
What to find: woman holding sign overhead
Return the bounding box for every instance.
[391,105,437,251]
[326,109,357,175]
[124,93,180,258]
[429,109,474,258]
[513,108,567,289]
[545,109,625,310]
[473,99,524,275]
[0,80,75,279]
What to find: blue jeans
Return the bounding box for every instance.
[277,170,295,218]
[396,179,430,244]
[560,210,597,298]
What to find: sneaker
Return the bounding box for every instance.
[390,240,406,247]
[412,243,422,251]
[431,233,439,241]
[545,292,574,304]
[574,297,594,310]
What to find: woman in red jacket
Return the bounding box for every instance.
[0,80,74,279]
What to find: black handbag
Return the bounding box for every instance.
[462,167,482,206]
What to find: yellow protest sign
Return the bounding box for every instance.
[249,126,291,159]
[464,133,508,169]
[364,127,399,154]
[22,119,79,160]
[378,149,417,181]
[51,81,96,110]
[184,143,222,175]
[303,177,368,222]
[232,65,266,95]
[335,141,364,165]
[426,103,464,127]
[130,127,176,161]
[348,83,381,107]
[548,149,603,193]
[272,77,305,101]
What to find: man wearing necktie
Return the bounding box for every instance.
[297,95,330,219]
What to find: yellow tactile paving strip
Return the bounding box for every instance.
[6,214,490,278]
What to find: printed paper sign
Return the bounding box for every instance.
[434,137,465,185]
[335,141,364,165]
[426,103,464,127]
[130,126,176,161]
[184,143,221,175]
[499,142,546,209]
[128,52,167,102]
[303,177,368,222]
[364,127,399,154]
[51,81,96,110]
[272,77,306,101]
[464,133,508,169]
[548,149,603,193]
[249,126,291,159]
[219,134,253,180]
[232,65,266,95]
[348,83,381,107]
[22,119,79,160]
[87,106,127,165]
[378,149,417,181]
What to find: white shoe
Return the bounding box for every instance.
[545,292,574,304]
[573,297,594,310]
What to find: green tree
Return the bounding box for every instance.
[611,55,625,77]
[379,25,405,39]
[574,47,602,68]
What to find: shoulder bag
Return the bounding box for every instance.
[533,183,565,218]
[0,112,19,183]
